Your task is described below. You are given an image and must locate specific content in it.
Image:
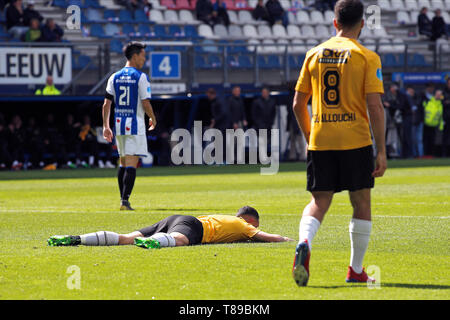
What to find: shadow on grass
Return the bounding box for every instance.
[309,283,450,290]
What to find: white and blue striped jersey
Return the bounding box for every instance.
[106,66,151,136]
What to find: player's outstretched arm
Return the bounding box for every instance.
[252,231,294,243]
[142,99,157,130]
[292,91,312,143]
[102,98,113,143]
[367,93,387,178]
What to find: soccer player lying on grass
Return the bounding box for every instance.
[47,206,293,248]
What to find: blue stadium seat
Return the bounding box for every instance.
[266,55,281,68]
[78,55,93,69]
[104,23,122,37]
[85,8,104,22]
[85,0,103,8]
[257,56,268,69]
[52,0,67,8]
[184,25,200,39]
[195,55,207,68]
[154,25,168,38]
[119,10,134,23]
[207,55,222,68]
[229,40,248,53]
[145,45,155,53]
[409,53,430,67]
[137,24,153,37]
[237,54,253,68]
[103,9,118,22]
[289,55,298,68]
[0,25,10,38]
[110,39,123,53]
[89,24,108,38]
[68,0,87,9]
[168,25,185,38]
[122,24,136,36]
[383,53,400,68]
[134,10,149,23]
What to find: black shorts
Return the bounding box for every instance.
[138,215,204,245]
[306,145,375,193]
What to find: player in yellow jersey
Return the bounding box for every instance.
[291,0,387,286]
[47,206,293,248]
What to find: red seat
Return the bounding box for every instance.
[175,0,191,9]
[160,0,176,8]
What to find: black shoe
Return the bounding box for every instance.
[120,200,134,211]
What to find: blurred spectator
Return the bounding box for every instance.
[42,113,69,169]
[23,17,41,42]
[228,86,247,130]
[431,9,448,41]
[442,78,450,157]
[78,115,100,168]
[62,114,82,168]
[252,0,271,23]
[212,0,230,26]
[423,90,444,157]
[286,82,306,161]
[315,0,336,12]
[6,0,28,39]
[35,76,61,95]
[25,117,45,168]
[0,114,13,170]
[23,0,43,26]
[407,86,424,158]
[383,83,412,158]
[8,115,26,170]
[117,0,144,11]
[207,88,230,132]
[41,18,64,42]
[142,0,153,18]
[196,0,214,26]
[418,7,433,39]
[251,87,276,132]
[265,0,288,27]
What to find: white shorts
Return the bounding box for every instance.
[116,135,148,157]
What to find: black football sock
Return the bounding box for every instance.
[118,166,125,199]
[122,167,136,201]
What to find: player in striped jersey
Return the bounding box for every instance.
[102,41,157,210]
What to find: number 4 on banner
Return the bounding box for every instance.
[159,56,172,76]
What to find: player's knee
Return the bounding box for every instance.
[170,232,189,246]
[311,193,333,211]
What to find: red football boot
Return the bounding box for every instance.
[292,240,310,287]
[346,266,375,283]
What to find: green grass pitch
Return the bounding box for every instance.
[0,160,449,300]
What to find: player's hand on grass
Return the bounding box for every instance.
[103,127,113,143]
[284,237,295,242]
[372,152,387,178]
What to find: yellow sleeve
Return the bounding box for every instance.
[295,54,312,94]
[365,52,384,94]
[239,219,260,239]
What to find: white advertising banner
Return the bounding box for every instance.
[0,47,72,84]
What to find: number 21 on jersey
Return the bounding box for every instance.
[118,86,130,106]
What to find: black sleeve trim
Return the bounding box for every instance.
[105,92,114,101]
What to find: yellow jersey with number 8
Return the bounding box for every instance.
[295,36,384,151]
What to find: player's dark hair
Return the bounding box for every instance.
[123,41,146,60]
[334,0,364,29]
[237,206,260,220]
